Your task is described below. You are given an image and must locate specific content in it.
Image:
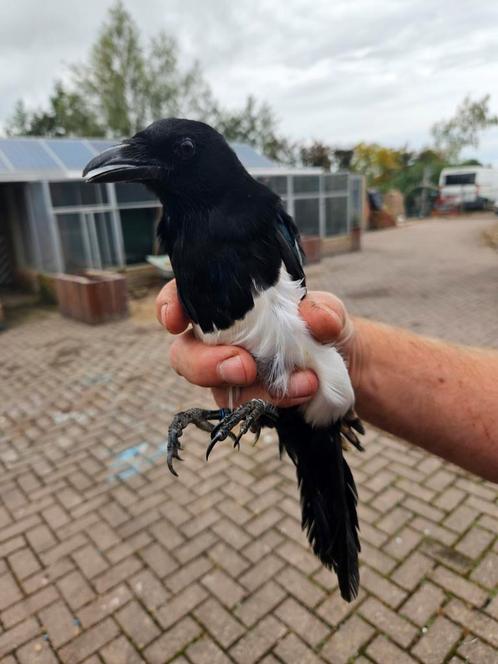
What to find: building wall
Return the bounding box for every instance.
[6,172,364,278]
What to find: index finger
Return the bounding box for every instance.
[156,279,190,334]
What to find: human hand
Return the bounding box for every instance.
[156,280,360,408]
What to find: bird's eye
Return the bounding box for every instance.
[175,138,196,160]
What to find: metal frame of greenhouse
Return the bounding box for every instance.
[0,137,364,286]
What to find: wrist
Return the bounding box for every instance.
[348,316,375,395]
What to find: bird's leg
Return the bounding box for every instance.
[207,399,279,460]
[167,408,234,476]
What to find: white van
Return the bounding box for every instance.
[439,167,498,210]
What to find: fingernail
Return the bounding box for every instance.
[287,372,315,399]
[217,356,246,384]
[160,304,168,328]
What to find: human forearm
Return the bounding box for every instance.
[353,318,498,482]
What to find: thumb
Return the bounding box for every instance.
[299,292,347,345]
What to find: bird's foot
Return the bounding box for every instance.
[340,409,366,452]
[207,399,279,460]
[167,407,236,476]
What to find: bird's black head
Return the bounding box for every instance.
[83,118,245,204]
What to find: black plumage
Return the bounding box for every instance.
[83,118,362,601]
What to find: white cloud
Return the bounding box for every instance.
[1,0,498,163]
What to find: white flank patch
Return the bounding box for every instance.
[194,266,354,426]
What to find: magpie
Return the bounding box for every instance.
[83,119,363,601]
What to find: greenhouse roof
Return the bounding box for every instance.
[0,136,316,183]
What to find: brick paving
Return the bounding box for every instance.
[0,215,497,663]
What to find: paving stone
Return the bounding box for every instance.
[275,596,329,646]
[400,581,445,627]
[239,554,285,592]
[58,617,120,663]
[165,555,212,594]
[99,635,144,664]
[316,588,365,627]
[235,580,285,628]
[0,618,40,658]
[321,615,375,664]
[194,597,245,648]
[359,596,417,648]
[470,552,498,590]
[143,616,202,664]
[156,582,207,629]
[458,637,498,664]
[39,600,78,648]
[360,566,407,608]
[72,544,109,578]
[431,565,488,606]
[230,615,287,664]
[16,637,58,664]
[0,572,23,610]
[201,568,246,608]
[57,569,96,610]
[2,586,59,628]
[128,569,170,612]
[276,567,325,608]
[115,600,160,649]
[367,635,418,664]
[186,636,232,664]
[77,585,132,629]
[273,632,322,664]
[391,551,434,590]
[445,599,498,649]
[94,556,143,594]
[412,616,462,664]
[455,527,494,559]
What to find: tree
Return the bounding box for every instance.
[6,84,103,137]
[351,143,406,189]
[300,141,333,170]
[5,1,292,163]
[431,94,498,163]
[214,95,297,164]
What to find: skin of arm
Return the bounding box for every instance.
[156,281,498,483]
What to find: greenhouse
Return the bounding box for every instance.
[0,137,364,286]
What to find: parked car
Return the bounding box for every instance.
[439,167,498,210]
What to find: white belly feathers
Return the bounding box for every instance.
[193,267,354,427]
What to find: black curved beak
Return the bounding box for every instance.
[83,141,163,183]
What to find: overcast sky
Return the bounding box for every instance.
[1,0,498,163]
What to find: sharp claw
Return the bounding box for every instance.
[210,429,226,445]
[167,457,179,477]
[206,437,221,460]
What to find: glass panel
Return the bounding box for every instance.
[57,213,88,272]
[89,140,119,154]
[45,139,95,171]
[325,197,348,236]
[26,183,60,272]
[323,174,348,192]
[444,173,475,185]
[294,198,320,236]
[293,175,319,194]
[115,182,157,204]
[255,176,287,196]
[350,177,362,229]
[50,182,108,207]
[0,139,60,171]
[120,208,157,264]
[94,212,119,267]
[0,150,10,173]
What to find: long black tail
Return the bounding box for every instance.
[275,408,361,602]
